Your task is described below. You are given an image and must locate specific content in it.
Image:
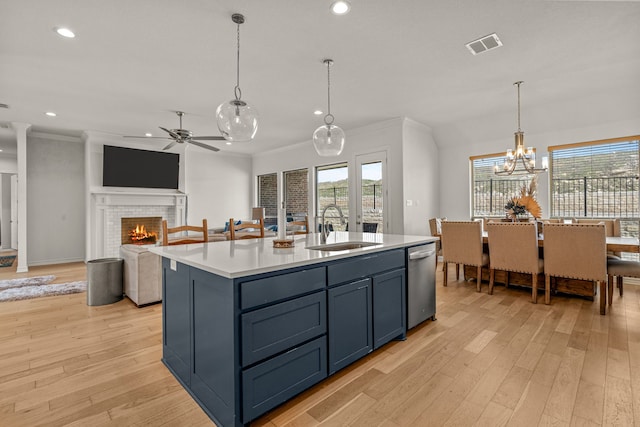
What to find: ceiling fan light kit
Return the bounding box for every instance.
[216,13,259,143]
[313,59,345,157]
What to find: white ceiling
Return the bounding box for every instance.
[1,0,639,156]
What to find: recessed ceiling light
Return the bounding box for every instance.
[330,0,351,15]
[226,142,232,146]
[55,27,75,38]
[314,110,323,115]
[0,149,4,153]
[145,133,153,137]
[45,111,57,117]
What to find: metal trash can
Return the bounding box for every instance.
[87,258,124,306]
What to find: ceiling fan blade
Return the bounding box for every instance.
[189,140,220,152]
[159,126,181,140]
[191,136,226,141]
[123,135,172,140]
[163,140,178,150]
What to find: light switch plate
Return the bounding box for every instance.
[170,259,177,271]
[406,199,413,206]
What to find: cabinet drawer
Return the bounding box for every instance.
[242,336,327,423]
[240,267,326,310]
[241,291,326,366]
[328,249,404,286]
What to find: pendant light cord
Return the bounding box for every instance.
[235,21,242,101]
[324,60,334,126]
[515,81,522,132]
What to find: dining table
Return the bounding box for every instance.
[481,232,640,253]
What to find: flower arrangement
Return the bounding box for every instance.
[505,176,542,220]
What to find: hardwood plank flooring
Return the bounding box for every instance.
[1,261,640,425]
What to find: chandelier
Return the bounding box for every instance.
[313,59,345,156]
[216,13,259,143]
[494,81,548,176]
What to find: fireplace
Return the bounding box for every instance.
[121,217,162,245]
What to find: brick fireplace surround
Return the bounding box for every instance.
[89,190,186,259]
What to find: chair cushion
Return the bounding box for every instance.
[607,258,640,278]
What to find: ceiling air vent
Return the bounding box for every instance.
[0,103,9,109]
[465,33,502,55]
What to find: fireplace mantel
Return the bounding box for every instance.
[89,189,186,260]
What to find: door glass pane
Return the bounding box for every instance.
[316,163,348,232]
[361,161,383,233]
[257,173,277,227]
[284,168,308,223]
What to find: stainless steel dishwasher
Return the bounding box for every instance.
[407,243,437,329]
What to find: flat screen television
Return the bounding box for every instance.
[102,145,179,189]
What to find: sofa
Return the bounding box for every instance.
[119,244,162,306]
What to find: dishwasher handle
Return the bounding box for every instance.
[409,249,435,260]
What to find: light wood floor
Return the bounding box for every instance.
[1,262,639,426]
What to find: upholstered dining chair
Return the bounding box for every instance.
[543,223,607,313]
[440,220,489,292]
[287,216,309,235]
[229,217,265,240]
[572,218,622,258]
[486,222,544,303]
[606,258,640,306]
[162,219,208,246]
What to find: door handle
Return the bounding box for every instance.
[409,250,435,260]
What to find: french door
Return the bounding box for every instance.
[355,152,387,233]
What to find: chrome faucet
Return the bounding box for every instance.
[320,203,346,243]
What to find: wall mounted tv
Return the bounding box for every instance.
[102,145,180,190]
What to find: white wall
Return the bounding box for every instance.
[402,119,439,235]
[252,118,405,233]
[437,117,640,220]
[27,133,85,265]
[0,174,11,249]
[184,148,253,227]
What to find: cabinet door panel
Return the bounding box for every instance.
[373,269,406,349]
[162,258,191,385]
[328,278,372,374]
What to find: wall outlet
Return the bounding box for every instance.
[406,199,413,207]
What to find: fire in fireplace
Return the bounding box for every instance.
[121,217,162,245]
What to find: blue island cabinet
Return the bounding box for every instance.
[161,247,407,426]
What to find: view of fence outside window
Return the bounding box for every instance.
[257,173,277,226]
[471,153,532,218]
[317,163,349,232]
[549,136,640,239]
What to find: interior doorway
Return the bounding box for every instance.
[355,151,387,233]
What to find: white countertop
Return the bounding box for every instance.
[149,232,438,279]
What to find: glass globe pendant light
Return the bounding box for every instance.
[216,13,259,143]
[313,59,345,156]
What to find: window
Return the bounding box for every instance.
[284,168,308,221]
[316,163,349,231]
[549,136,640,225]
[470,153,532,218]
[257,173,277,226]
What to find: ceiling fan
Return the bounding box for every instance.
[124,111,223,152]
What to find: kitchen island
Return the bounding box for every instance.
[150,232,437,426]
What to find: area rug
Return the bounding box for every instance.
[0,276,87,302]
[0,275,56,290]
[0,255,16,268]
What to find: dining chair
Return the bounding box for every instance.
[362,222,378,233]
[543,223,607,313]
[572,218,622,257]
[606,258,640,305]
[440,221,489,292]
[229,217,265,240]
[429,217,453,273]
[287,216,309,235]
[162,219,209,246]
[486,222,543,303]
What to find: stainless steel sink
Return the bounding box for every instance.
[306,241,378,252]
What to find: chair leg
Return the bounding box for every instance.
[545,274,551,305]
[608,275,613,306]
[443,262,448,286]
[476,266,482,292]
[599,280,606,315]
[505,271,510,289]
[489,268,495,295]
[619,276,624,297]
[456,264,460,280]
[531,273,537,304]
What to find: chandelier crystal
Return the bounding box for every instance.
[494,81,548,176]
[216,13,259,143]
[313,59,345,157]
